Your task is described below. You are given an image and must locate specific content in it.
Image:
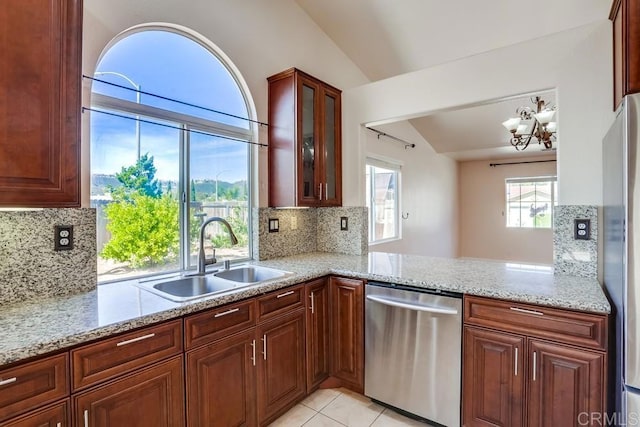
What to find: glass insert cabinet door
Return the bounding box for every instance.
[322,87,341,206]
[300,81,319,202]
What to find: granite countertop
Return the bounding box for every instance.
[0,252,610,366]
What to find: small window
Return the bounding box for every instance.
[366,159,400,243]
[506,176,557,228]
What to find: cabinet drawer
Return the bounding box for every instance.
[257,285,305,322]
[0,353,69,423]
[464,296,607,350]
[71,319,182,391]
[185,299,256,350]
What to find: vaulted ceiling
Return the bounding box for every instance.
[295,0,611,159]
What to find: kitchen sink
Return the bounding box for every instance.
[214,266,289,284]
[137,265,291,302]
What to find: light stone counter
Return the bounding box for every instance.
[0,252,610,366]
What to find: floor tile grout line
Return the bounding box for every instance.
[368,408,386,426]
[300,390,343,412]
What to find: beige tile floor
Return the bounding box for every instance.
[271,388,436,427]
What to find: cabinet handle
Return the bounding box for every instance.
[509,307,544,316]
[325,182,328,200]
[250,339,256,366]
[214,308,239,318]
[0,377,17,386]
[262,334,267,360]
[57,423,61,427]
[84,409,89,427]
[319,183,323,200]
[310,291,315,314]
[276,290,294,299]
[116,333,155,347]
[514,348,518,376]
[533,351,537,381]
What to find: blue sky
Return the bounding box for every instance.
[91,30,250,183]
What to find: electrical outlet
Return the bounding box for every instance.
[54,225,74,251]
[340,217,348,231]
[574,219,590,240]
[268,218,279,233]
[291,216,298,230]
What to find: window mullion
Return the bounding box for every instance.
[179,125,190,271]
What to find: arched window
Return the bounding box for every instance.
[90,28,254,282]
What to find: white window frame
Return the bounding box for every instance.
[90,30,255,282]
[505,176,557,229]
[366,157,401,244]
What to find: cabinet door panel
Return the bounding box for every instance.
[320,87,341,206]
[74,356,184,427]
[0,0,80,206]
[330,277,364,392]
[306,278,330,392]
[186,330,256,427]
[462,326,524,427]
[0,400,68,427]
[297,77,321,205]
[257,309,306,425]
[527,340,605,427]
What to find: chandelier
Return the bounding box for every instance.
[501,96,557,151]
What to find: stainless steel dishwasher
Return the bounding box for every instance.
[364,282,462,427]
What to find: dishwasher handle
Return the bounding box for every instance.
[366,294,459,315]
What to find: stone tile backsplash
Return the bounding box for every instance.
[317,206,368,256]
[0,208,97,304]
[253,206,369,260]
[553,205,598,278]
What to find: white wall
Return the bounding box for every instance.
[342,21,614,208]
[365,122,458,257]
[458,156,556,263]
[81,0,369,207]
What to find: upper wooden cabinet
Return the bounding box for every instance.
[267,68,342,207]
[0,0,81,207]
[611,0,640,110]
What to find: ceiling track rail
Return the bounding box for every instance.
[366,127,416,149]
[489,159,556,167]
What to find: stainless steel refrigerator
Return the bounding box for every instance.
[603,92,640,424]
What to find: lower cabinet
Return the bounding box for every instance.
[0,400,69,427]
[527,339,605,427]
[462,296,608,427]
[185,296,306,426]
[73,356,185,427]
[329,277,364,393]
[463,326,525,427]
[305,278,330,393]
[257,309,306,425]
[186,330,256,427]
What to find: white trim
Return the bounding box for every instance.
[366,155,403,171]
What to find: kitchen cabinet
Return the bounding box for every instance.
[611,0,640,110]
[527,339,605,427]
[329,276,364,393]
[256,309,306,426]
[73,356,185,427]
[186,330,257,427]
[0,400,69,427]
[305,278,330,393]
[267,68,342,207]
[463,326,524,427]
[462,296,608,427]
[184,285,306,427]
[0,0,81,207]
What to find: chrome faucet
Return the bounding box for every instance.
[197,216,239,275]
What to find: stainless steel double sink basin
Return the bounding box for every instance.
[137,265,292,302]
